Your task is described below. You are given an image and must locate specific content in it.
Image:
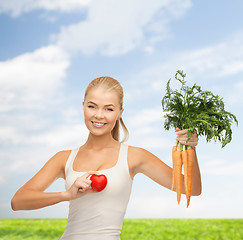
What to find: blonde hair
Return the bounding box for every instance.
[84,76,129,142]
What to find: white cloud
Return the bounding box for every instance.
[0,176,4,185]
[127,107,165,127]
[132,136,172,149]
[0,122,88,177]
[28,123,89,148]
[126,172,242,218]
[54,0,192,56]
[171,32,243,80]
[0,122,88,148]
[227,80,243,105]
[0,0,192,56]
[0,45,70,111]
[0,0,91,17]
[202,160,243,176]
[126,106,173,149]
[195,153,243,177]
[124,31,243,107]
[143,45,155,54]
[0,126,22,144]
[126,194,243,218]
[0,44,76,182]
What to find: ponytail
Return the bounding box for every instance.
[112,117,129,142]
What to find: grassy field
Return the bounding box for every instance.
[0,218,242,240]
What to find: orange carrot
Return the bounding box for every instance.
[171,145,177,191]
[174,147,182,204]
[182,145,188,202]
[186,147,194,208]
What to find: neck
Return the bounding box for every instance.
[84,132,118,150]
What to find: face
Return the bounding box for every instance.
[83,87,124,137]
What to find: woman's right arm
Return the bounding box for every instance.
[11,150,96,211]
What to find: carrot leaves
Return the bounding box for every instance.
[161,70,238,148]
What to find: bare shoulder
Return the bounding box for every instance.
[43,149,72,179]
[17,149,73,192]
[128,145,151,158]
[50,150,72,178]
[49,149,71,164]
[127,145,153,178]
[127,145,172,187]
[55,149,72,162]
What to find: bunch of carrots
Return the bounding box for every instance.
[171,142,194,208]
[162,70,238,207]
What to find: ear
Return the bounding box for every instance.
[118,108,124,120]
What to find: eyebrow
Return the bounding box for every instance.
[87,101,115,107]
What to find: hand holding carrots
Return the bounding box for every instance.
[162,70,237,207]
[175,128,198,148]
[171,128,198,207]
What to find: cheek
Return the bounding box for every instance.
[83,109,93,120]
[107,112,120,122]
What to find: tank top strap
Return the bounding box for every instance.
[65,147,79,176]
[117,143,129,173]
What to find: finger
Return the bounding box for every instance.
[179,141,195,147]
[85,188,96,194]
[83,179,92,185]
[189,134,198,143]
[176,135,187,140]
[178,139,187,145]
[175,128,181,132]
[176,136,191,142]
[76,181,89,189]
[75,177,90,187]
[177,135,197,142]
[176,128,189,135]
[82,171,98,178]
[186,139,198,147]
[79,184,94,193]
[177,136,197,144]
[78,188,85,192]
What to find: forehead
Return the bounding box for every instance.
[85,87,120,105]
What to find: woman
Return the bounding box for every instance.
[11,76,201,240]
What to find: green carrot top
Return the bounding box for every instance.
[161,70,238,148]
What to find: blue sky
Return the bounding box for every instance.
[0,0,242,219]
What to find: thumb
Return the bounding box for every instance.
[175,128,181,132]
[85,188,97,194]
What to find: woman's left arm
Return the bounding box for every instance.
[129,128,202,196]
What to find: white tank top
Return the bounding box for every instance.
[60,143,133,240]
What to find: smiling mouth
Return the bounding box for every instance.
[91,121,107,127]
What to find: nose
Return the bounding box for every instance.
[95,109,104,119]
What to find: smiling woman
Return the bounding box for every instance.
[11,76,201,240]
[83,77,129,142]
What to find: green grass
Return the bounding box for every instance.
[0,219,242,240]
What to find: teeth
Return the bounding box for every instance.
[92,121,105,126]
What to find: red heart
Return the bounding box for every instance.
[90,174,107,192]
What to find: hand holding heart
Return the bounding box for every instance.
[65,171,97,200]
[65,172,108,200]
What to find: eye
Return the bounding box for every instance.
[88,105,95,109]
[106,108,114,111]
